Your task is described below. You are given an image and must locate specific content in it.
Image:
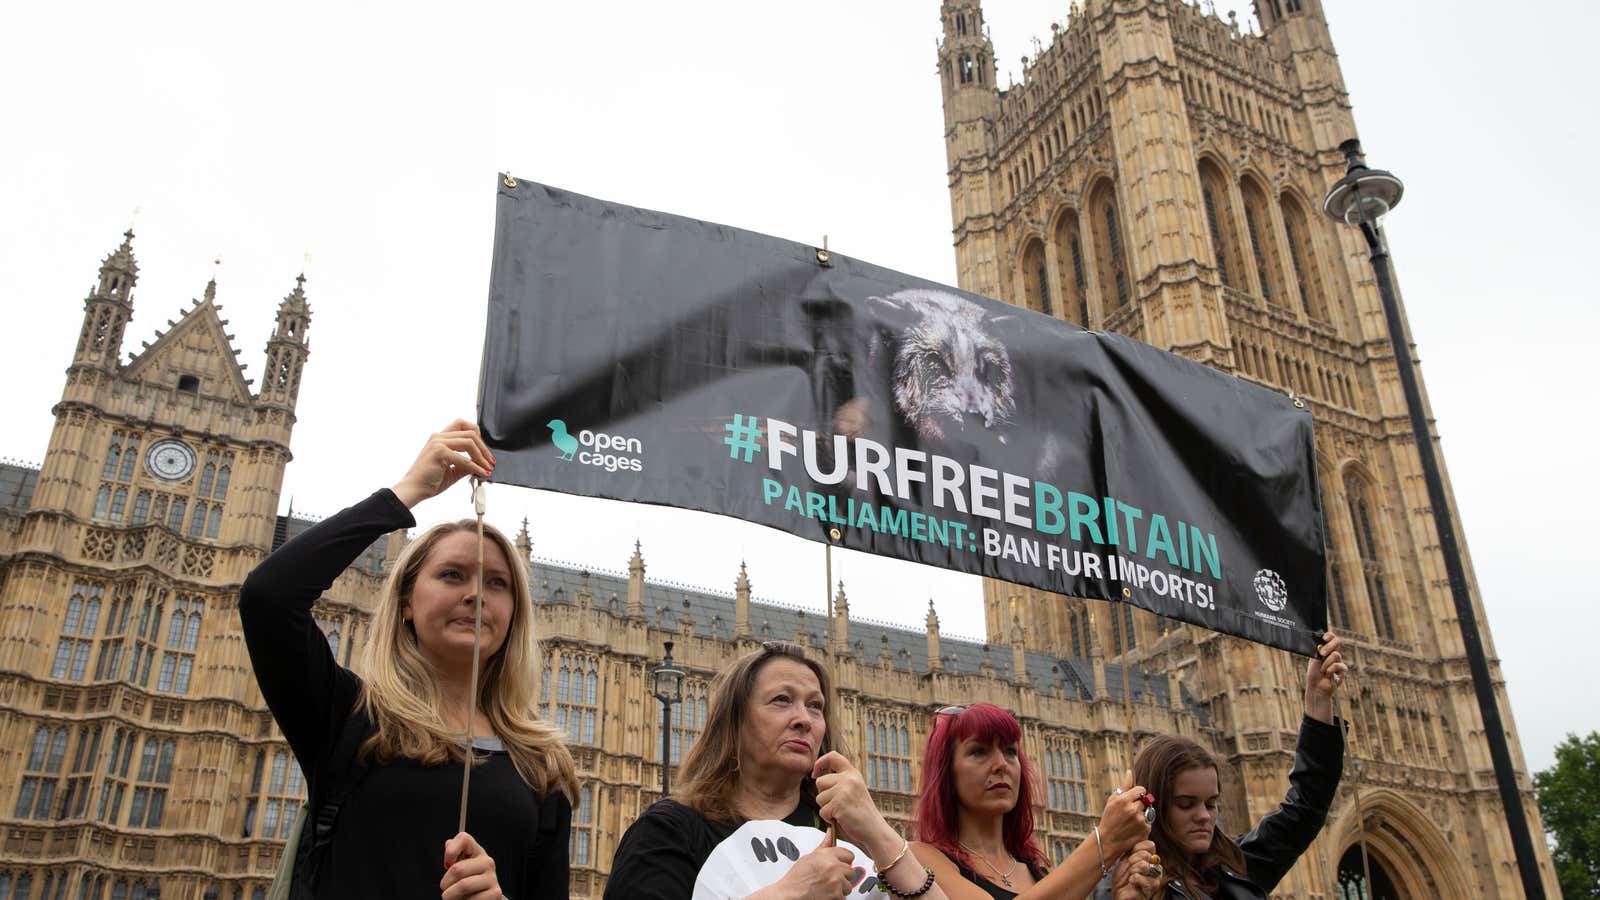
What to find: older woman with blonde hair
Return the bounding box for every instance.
[608,641,958,900]
[241,420,577,900]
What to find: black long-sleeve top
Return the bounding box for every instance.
[1092,715,1343,900]
[239,489,571,900]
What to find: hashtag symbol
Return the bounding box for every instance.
[723,414,762,463]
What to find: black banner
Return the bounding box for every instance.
[478,178,1326,655]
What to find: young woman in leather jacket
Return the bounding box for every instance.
[1099,632,1348,900]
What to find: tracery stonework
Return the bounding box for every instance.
[0,4,1559,899]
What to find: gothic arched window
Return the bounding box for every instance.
[1055,211,1090,326]
[119,439,139,481]
[1089,181,1130,309]
[1240,177,1287,305]
[1280,192,1330,321]
[1020,238,1051,315]
[1344,471,1398,641]
[102,435,123,480]
[1198,159,1245,291]
[1337,844,1402,900]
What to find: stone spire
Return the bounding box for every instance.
[831,581,850,654]
[926,598,943,672]
[626,540,645,620]
[257,273,312,410]
[515,517,532,569]
[73,230,138,369]
[1010,613,1028,685]
[735,561,752,638]
[1089,607,1106,698]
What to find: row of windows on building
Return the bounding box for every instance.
[1015,188,1128,327]
[1349,688,1445,768]
[1198,159,1332,322]
[47,578,352,697]
[0,873,281,900]
[50,580,204,694]
[0,872,161,900]
[241,749,306,840]
[1180,68,1293,145]
[1063,601,1180,663]
[13,725,174,829]
[92,485,224,540]
[1003,88,1107,205]
[1009,166,1335,331]
[11,722,313,843]
[1234,339,1358,411]
[95,435,231,540]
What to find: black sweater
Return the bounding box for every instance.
[239,489,571,900]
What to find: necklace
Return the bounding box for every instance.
[958,842,1017,888]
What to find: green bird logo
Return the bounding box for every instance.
[547,419,579,461]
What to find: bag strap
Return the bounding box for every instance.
[288,712,372,900]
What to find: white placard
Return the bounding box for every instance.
[692,820,881,899]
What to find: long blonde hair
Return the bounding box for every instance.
[357,519,577,801]
[673,641,843,823]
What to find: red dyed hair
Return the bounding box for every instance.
[912,703,1048,873]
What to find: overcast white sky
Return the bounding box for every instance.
[2,1,1594,774]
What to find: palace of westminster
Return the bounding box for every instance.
[0,1,1563,898]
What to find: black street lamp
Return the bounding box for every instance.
[1323,139,1546,900]
[650,640,685,796]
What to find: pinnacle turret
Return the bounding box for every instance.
[73,230,139,369]
[257,274,312,409]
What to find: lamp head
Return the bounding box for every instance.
[652,640,685,702]
[1323,138,1404,227]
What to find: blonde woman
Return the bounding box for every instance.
[240,420,577,900]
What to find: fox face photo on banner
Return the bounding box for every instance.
[478,178,1327,655]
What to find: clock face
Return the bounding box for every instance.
[145,440,197,482]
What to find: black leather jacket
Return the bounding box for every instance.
[1094,715,1344,900]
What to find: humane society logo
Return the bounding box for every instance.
[546,419,645,473]
[1254,569,1288,612]
[1249,567,1298,631]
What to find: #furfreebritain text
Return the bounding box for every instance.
[756,417,1223,591]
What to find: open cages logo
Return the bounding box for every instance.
[1253,568,1288,612]
[546,419,644,473]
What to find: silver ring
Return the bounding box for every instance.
[1144,807,1156,825]
[1146,863,1161,877]
[1114,787,1124,795]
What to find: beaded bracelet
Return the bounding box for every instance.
[879,866,936,897]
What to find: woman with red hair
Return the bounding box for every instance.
[912,703,1160,899]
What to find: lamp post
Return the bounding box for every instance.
[1323,139,1546,900]
[650,640,685,797]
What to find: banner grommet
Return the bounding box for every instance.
[1122,587,1131,598]
[828,527,841,541]
[815,248,831,266]
[503,175,518,188]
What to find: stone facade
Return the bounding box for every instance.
[937,0,1559,896]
